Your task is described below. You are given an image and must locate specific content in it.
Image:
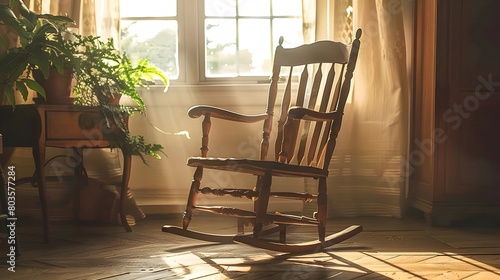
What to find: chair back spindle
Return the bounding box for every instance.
[267,29,361,171]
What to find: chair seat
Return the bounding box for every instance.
[187,157,328,178]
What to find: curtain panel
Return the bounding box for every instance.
[304,0,413,218]
[29,0,119,41]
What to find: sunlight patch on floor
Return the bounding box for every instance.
[155,249,500,279]
[161,252,222,277]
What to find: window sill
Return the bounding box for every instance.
[137,83,293,107]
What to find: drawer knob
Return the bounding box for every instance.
[78,113,96,130]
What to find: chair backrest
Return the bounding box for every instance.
[260,29,361,172]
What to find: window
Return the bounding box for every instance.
[120,0,179,79]
[119,0,303,84]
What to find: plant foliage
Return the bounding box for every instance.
[0,0,169,164]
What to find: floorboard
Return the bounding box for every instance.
[1,215,500,279]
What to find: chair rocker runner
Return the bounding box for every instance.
[163,29,363,254]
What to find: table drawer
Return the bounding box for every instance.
[45,111,110,141]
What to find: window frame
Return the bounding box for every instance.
[120,0,304,86]
[198,0,303,84]
[119,1,182,82]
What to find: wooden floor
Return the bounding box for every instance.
[1,214,500,279]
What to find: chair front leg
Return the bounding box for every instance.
[252,176,263,213]
[183,113,211,229]
[183,166,203,229]
[254,171,271,238]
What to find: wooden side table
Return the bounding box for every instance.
[33,105,132,242]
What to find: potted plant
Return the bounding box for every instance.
[69,33,168,110]
[0,1,169,163]
[0,0,75,107]
[67,33,169,164]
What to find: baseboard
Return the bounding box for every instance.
[409,197,500,226]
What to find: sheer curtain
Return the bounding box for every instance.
[304,0,413,218]
[30,0,120,41]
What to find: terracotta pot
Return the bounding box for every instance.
[33,67,75,104]
[109,93,122,105]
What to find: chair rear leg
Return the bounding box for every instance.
[183,166,203,229]
[317,177,327,242]
[279,226,287,243]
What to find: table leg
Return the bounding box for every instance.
[120,151,132,232]
[72,148,86,222]
[32,145,49,242]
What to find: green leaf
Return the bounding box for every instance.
[0,51,29,73]
[52,56,65,73]
[15,0,38,24]
[45,40,69,55]
[3,84,16,108]
[17,17,34,33]
[23,79,45,98]
[0,5,18,24]
[15,80,29,100]
[0,5,24,35]
[32,22,58,41]
[29,49,50,78]
[38,13,75,24]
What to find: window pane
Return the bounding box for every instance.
[121,20,179,79]
[205,19,237,77]
[239,19,271,75]
[272,0,302,16]
[120,0,176,17]
[205,0,236,16]
[239,0,270,16]
[273,18,303,49]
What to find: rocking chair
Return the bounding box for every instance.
[163,29,363,253]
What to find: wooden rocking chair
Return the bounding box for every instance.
[163,29,363,253]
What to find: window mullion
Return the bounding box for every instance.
[236,1,240,77]
[269,0,274,68]
[198,0,209,83]
[183,0,200,84]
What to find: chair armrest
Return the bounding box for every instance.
[188,105,269,123]
[288,106,340,122]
